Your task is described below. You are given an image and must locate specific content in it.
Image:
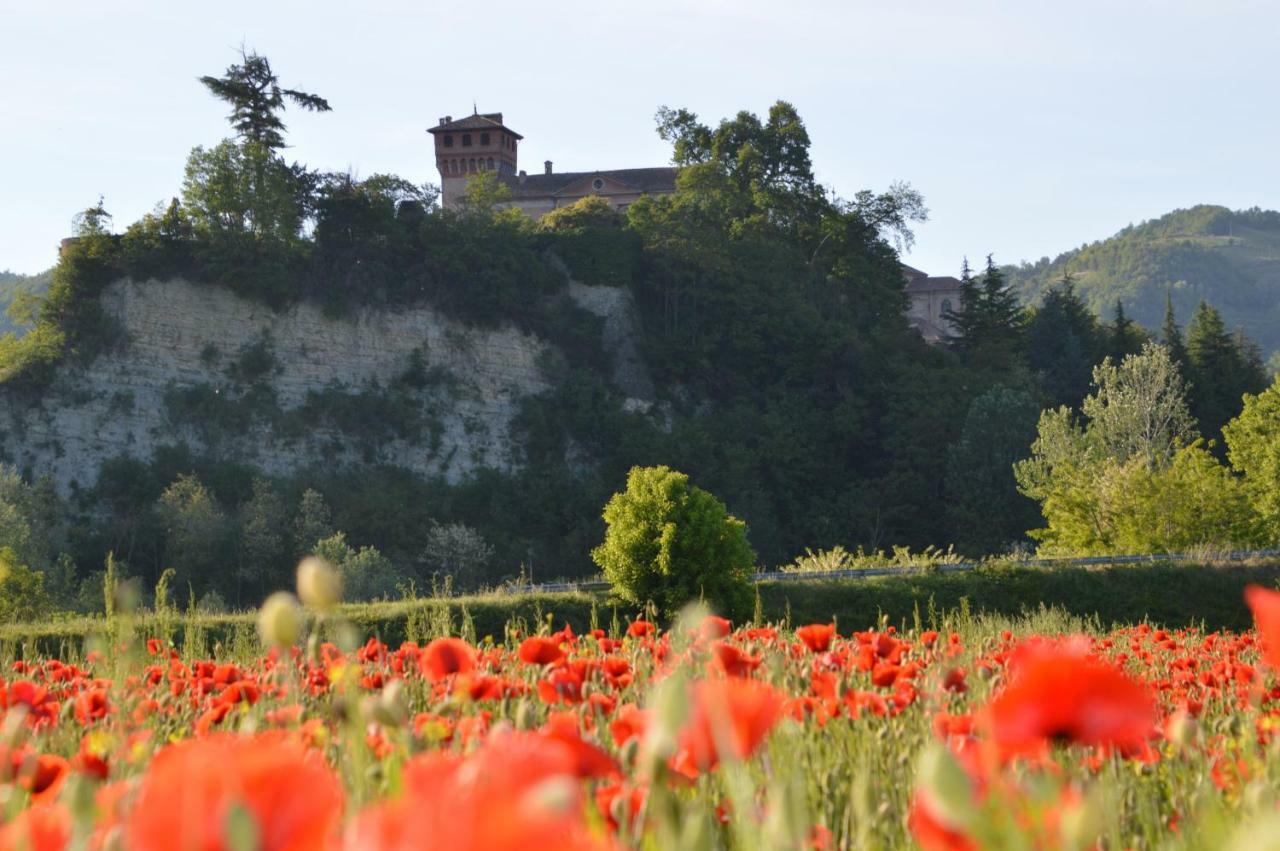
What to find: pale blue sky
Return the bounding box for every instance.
[3,0,1278,277]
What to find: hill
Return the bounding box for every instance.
[1007,205,1280,365]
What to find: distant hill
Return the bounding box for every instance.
[1007,205,1280,364]
[0,269,52,336]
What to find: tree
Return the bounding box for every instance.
[420,522,494,583]
[156,474,229,595]
[1106,300,1145,362]
[1224,376,1280,539]
[0,547,51,623]
[1186,300,1266,441]
[1025,274,1103,408]
[198,49,331,152]
[181,139,312,242]
[591,466,755,620]
[1013,344,1251,554]
[293,488,335,557]
[236,478,288,601]
[1082,342,1195,468]
[1160,291,1189,371]
[943,386,1042,554]
[946,255,1025,370]
[312,532,401,601]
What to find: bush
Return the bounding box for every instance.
[0,547,51,623]
[591,465,754,620]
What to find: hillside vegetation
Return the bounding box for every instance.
[1008,205,1280,365]
[0,268,51,336]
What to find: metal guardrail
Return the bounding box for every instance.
[508,547,1280,595]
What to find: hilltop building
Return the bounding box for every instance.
[428,111,677,216]
[902,264,963,343]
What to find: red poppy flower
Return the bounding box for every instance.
[518,636,567,666]
[698,615,732,641]
[126,733,343,851]
[712,642,762,678]
[0,804,70,851]
[981,637,1155,756]
[347,732,612,851]
[419,637,477,681]
[796,624,835,653]
[1245,585,1280,668]
[627,620,656,638]
[671,678,785,777]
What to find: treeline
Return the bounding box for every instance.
[0,52,1272,613]
[1007,204,1280,366]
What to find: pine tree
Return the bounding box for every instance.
[1026,273,1102,408]
[1186,300,1250,442]
[1107,300,1145,361]
[1161,291,1189,371]
[946,255,1025,370]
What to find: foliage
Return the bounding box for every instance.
[1016,344,1261,553]
[943,385,1042,554]
[0,546,50,622]
[197,48,331,152]
[312,532,402,601]
[592,466,755,619]
[419,521,494,582]
[1185,299,1270,441]
[781,544,962,574]
[156,474,230,596]
[1225,376,1280,540]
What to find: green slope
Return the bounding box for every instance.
[0,269,53,337]
[1008,205,1280,361]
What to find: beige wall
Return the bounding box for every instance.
[908,290,960,335]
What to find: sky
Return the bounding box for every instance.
[3,0,1279,277]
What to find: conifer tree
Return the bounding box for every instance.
[1185,300,1267,441]
[1107,300,1145,362]
[1026,273,1103,408]
[1160,291,1189,372]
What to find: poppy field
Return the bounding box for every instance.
[5,581,1280,849]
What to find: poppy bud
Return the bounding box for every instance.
[297,557,342,611]
[258,592,302,648]
[369,680,407,729]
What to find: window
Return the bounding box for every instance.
[462,134,472,147]
[487,157,495,170]
[480,132,490,145]
[941,299,953,316]
[469,158,476,172]
[591,177,605,191]
[443,135,454,148]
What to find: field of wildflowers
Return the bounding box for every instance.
[3,568,1280,849]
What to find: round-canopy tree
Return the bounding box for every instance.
[592,465,755,620]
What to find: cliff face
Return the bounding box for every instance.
[0,276,650,492]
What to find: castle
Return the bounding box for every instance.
[429,110,961,343]
[428,111,678,216]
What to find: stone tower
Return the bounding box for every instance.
[427,111,523,208]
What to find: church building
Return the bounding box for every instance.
[428,111,678,216]
[902,264,964,343]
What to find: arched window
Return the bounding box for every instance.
[941,298,953,316]
[487,157,495,170]
[469,158,476,172]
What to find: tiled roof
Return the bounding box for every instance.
[900,263,930,282]
[501,167,678,198]
[904,275,963,294]
[429,113,523,139]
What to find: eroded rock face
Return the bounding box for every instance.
[0,278,558,491]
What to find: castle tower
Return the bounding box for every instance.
[427,111,522,208]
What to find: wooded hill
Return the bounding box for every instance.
[1007,205,1280,365]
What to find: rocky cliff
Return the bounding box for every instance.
[0,275,652,492]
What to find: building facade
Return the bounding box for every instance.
[428,111,677,215]
[902,264,964,343]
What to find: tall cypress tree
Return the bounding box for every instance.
[947,255,1025,370]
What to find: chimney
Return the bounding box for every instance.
[544,160,553,175]
[443,115,452,124]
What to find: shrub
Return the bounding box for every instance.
[0,547,51,623]
[591,465,754,620]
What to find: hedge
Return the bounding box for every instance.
[2,559,1276,658]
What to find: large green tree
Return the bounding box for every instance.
[198,49,331,152]
[1186,300,1268,441]
[1224,376,1280,540]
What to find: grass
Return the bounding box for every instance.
[6,557,1276,657]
